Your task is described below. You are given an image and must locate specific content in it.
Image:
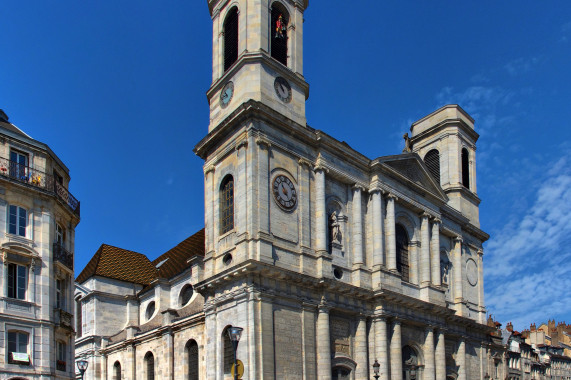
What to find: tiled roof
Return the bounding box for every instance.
[152,228,205,279]
[76,244,157,285]
[76,229,205,285]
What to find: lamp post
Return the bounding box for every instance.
[228,326,243,380]
[77,359,88,380]
[372,359,380,380]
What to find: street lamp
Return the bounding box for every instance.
[228,326,243,380]
[372,359,380,380]
[77,359,89,380]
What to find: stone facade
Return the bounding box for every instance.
[75,0,501,379]
[0,110,80,380]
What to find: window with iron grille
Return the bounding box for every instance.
[186,340,199,380]
[270,3,289,66]
[461,148,470,188]
[396,224,410,282]
[223,7,239,72]
[220,176,234,234]
[424,149,440,185]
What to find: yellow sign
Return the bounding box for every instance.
[231,360,244,379]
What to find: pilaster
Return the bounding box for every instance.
[386,194,397,271]
[430,218,441,286]
[390,319,402,380]
[316,302,332,380]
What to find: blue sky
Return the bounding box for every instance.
[1,1,570,331]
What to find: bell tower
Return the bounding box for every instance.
[206,0,310,131]
[409,104,481,226]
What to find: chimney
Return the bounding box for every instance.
[507,322,513,332]
[531,323,536,332]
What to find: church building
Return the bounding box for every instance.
[75,1,496,379]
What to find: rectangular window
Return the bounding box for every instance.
[56,223,65,244]
[8,331,29,364]
[56,341,66,371]
[9,205,27,237]
[9,150,28,181]
[7,263,27,300]
[56,279,64,309]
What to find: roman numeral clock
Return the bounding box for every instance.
[272,174,297,211]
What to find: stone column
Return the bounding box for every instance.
[478,249,485,322]
[314,167,327,254]
[430,219,441,286]
[409,241,420,285]
[390,320,402,380]
[298,159,312,249]
[435,329,446,380]
[453,237,464,303]
[458,337,467,380]
[256,138,271,234]
[355,315,368,379]
[386,194,397,271]
[420,213,431,285]
[316,304,332,380]
[235,140,248,235]
[204,165,215,254]
[352,185,364,266]
[374,317,390,380]
[0,251,5,297]
[424,327,436,380]
[372,190,385,267]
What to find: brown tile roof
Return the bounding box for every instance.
[152,229,205,279]
[77,229,205,285]
[76,244,157,285]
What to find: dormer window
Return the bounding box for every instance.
[271,3,289,66]
[223,7,239,72]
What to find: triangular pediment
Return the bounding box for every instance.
[374,153,447,201]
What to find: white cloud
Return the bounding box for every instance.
[504,57,540,76]
[485,151,571,330]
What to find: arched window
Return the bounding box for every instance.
[222,326,234,374]
[145,301,156,321]
[396,224,410,282]
[145,352,155,380]
[270,2,289,66]
[424,149,440,184]
[113,361,122,380]
[223,7,239,72]
[220,175,234,234]
[461,148,470,188]
[186,340,199,380]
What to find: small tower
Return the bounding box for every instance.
[409,105,481,226]
[206,0,309,131]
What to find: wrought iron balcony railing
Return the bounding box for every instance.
[0,157,80,217]
[53,243,73,271]
[56,359,66,371]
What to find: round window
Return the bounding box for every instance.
[333,267,343,280]
[145,301,156,321]
[223,253,233,265]
[180,284,194,306]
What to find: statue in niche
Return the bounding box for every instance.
[329,211,342,245]
[441,254,451,285]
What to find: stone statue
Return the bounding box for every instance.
[330,211,341,244]
[441,256,451,285]
[402,133,412,153]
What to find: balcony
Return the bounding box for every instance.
[54,243,73,271]
[54,307,73,330]
[56,359,66,371]
[0,157,80,217]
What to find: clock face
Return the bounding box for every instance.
[272,174,297,210]
[274,77,292,103]
[220,81,234,107]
